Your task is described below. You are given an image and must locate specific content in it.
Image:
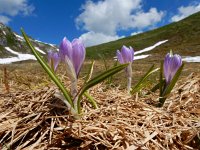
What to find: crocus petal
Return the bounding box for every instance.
[47,51,60,72]
[170,54,182,78]
[71,38,85,77]
[64,55,76,81]
[121,46,131,63]
[52,52,60,71]
[47,51,53,65]
[116,50,124,64]
[164,53,171,83]
[59,37,72,61]
[121,45,134,63]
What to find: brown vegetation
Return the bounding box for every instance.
[0,68,199,149]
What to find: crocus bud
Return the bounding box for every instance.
[47,51,60,72]
[116,45,134,93]
[164,51,182,84]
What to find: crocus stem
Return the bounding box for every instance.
[127,77,132,93]
[127,63,132,93]
[71,79,78,111]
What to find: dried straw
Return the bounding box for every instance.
[0,73,199,150]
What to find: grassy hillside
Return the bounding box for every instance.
[86,12,200,59]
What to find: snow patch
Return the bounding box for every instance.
[135,55,150,60]
[14,34,56,49]
[34,39,57,48]
[5,47,20,55]
[114,54,150,61]
[35,47,46,54]
[3,31,6,35]
[0,47,36,64]
[135,40,168,55]
[182,56,200,62]
[14,33,24,42]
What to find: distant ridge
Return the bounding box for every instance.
[0,23,58,59]
[86,12,200,59]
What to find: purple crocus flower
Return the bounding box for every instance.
[59,37,85,78]
[117,46,134,64]
[116,45,134,93]
[164,51,182,84]
[47,51,60,72]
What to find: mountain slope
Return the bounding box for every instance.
[0,23,58,59]
[86,12,200,59]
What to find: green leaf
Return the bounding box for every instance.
[77,63,128,113]
[131,65,160,94]
[84,60,95,83]
[21,28,74,108]
[158,63,184,107]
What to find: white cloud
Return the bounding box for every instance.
[131,8,164,29]
[76,0,164,46]
[171,3,200,22]
[0,15,10,24]
[0,0,34,24]
[79,31,121,47]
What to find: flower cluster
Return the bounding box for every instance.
[47,40,183,109]
[22,27,184,119]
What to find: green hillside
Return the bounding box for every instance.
[86,12,200,59]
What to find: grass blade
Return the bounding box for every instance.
[131,65,159,94]
[84,60,95,83]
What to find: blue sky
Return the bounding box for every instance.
[0,0,200,47]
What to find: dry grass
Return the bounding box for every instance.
[0,72,199,150]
